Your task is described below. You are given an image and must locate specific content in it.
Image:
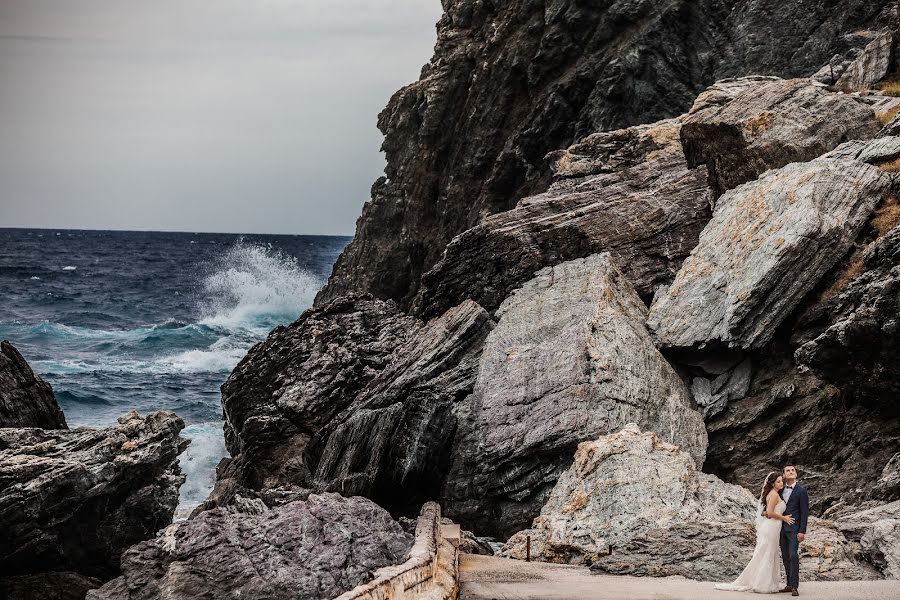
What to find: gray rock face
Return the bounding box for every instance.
[412,117,712,318]
[874,454,900,502]
[0,340,66,429]
[87,493,414,600]
[501,425,750,570]
[316,0,895,311]
[835,500,900,579]
[648,157,891,350]
[794,225,900,402]
[680,78,879,195]
[311,299,493,510]
[443,255,707,536]
[855,136,900,164]
[208,293,494,518]
[836,30,894,92]
[0,411,188,579]
[691,357,753,418]
[210,294,420,507]
[502,424,881,581]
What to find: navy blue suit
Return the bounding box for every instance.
[779,483,809,589]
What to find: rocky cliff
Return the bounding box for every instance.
[316,0,896,311]
[0,340,67,429]
[204,0,900,588]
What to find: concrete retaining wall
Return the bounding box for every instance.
[334,502,460,600]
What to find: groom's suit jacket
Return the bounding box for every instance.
[779,483,809,534]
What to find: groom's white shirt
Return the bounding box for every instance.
[783,483,795,503]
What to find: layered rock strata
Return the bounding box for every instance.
[443,255,707,535]
[87,493,414,600]
[0,410,188,579]
[0,340,66,429]
[208,294,493,518]
[413,117,711,318]
[836,30,895,92]
[679,78,879,195]
[648,157,891,350]
[317,0,895,311]
[794,224,900,402]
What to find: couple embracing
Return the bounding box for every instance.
[716,465,810,595]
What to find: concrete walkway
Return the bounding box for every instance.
[458,554,900,600]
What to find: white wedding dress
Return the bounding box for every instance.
[715,500,784,593]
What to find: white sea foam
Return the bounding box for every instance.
[198,240,320,333]
[175,421,228,519]
[30,276,40,280]
[162,346,248,373]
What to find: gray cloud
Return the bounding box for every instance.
[0,0,441,234]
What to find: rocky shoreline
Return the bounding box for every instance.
[3,1,900,598]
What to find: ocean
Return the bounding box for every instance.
[0,228,349,516]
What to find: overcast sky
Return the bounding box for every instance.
[0,1,441,235]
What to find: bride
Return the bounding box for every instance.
[715,471,794,593]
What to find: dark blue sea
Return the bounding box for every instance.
[0,228,349,516]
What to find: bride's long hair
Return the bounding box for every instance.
[759,471,780,515]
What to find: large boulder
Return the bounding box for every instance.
[311,299,493,512]
[316,0,894,311]
[648,157,891,350]
[502,424,883,581]
[207,294,494,519]
[209,294,420,507]
[0,411,188,579]
[501,425,751,568]
[0,340,66,429]
[412,116,711,318]
[443,255,707,536]
[836,30,894,93]
[679,78,879,195]
[87,493,414,600]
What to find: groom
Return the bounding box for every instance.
[779,465,809,596]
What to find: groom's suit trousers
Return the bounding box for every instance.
[779,484,809,589]
[780,528,800,588]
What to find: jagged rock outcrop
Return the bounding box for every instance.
[648,157,891,350]
[412,116,711,318]
[311,299,493,511]
[502,424,884,581]
[209,294,420,507]
[0,340,66,429]
[443,255,707,536]
[501,425,750,568]
[679,78,879,195]
[88,493,414,600]
[0,410,188,579]
[834,500,900,579]
[316,0,896,311]
[794,224,900,402]
[208,294,493,518]
[836,30,895,92]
